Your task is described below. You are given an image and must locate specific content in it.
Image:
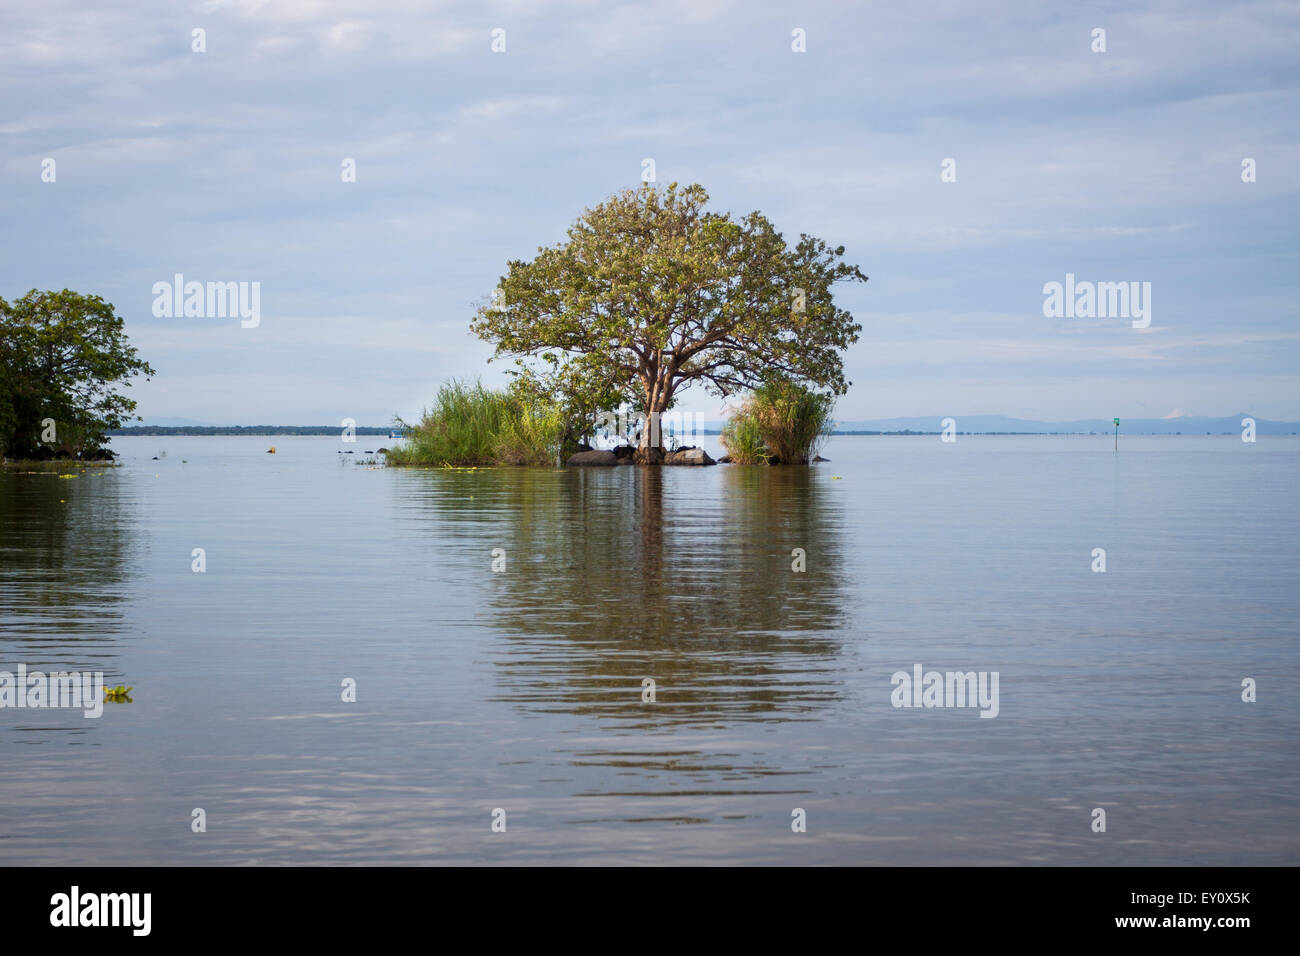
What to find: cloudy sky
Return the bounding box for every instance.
[2,0,1297,424]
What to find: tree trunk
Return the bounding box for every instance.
[634,374,672,464]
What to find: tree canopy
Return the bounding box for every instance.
[471,183,866,450]
[0,289,154,460]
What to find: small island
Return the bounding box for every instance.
[386,182,864,469]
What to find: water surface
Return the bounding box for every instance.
[1,435,1296,864]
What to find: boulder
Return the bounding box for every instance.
[664,447,716,466]
[566,450,619,467]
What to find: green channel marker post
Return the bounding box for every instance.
[1114,417,1120,451]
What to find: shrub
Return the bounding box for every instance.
[720,408,767,464]
[721,381,834,464]
[495,397,567,466]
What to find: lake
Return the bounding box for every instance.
[1,434,1297,864]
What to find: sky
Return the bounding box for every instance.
[1,0,1297,425]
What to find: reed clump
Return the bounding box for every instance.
[721,381,833,465]
[385,380,567,467]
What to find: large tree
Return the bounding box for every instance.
[471,183,866,458]
[0,289,154,460]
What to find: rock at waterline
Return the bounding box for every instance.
[664,447,716,466]
[565,447,716,466]
[565,450,620,467]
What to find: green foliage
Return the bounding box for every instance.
[0,289,154,460]
[720,410,767,464]
[386,380,566,467]
[722,381,835,465]
[504,363,620,458]
[104,685,133,703]
[471,183,865,447]
[495,387,568,466]
[387,381,506,466]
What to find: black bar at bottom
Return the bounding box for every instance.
[0,866,1278,941]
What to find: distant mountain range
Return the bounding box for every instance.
[826,414,1299,435]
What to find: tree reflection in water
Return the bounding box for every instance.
[466,465,849,729]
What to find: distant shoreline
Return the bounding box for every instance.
[106,426,1279,438]
[110,426,396,437]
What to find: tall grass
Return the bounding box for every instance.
[719,410,767,464]
[386,380,565,467]
[495,399,567,466]
[721,381,834,464]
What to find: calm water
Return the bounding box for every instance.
[1,434,1297,865]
